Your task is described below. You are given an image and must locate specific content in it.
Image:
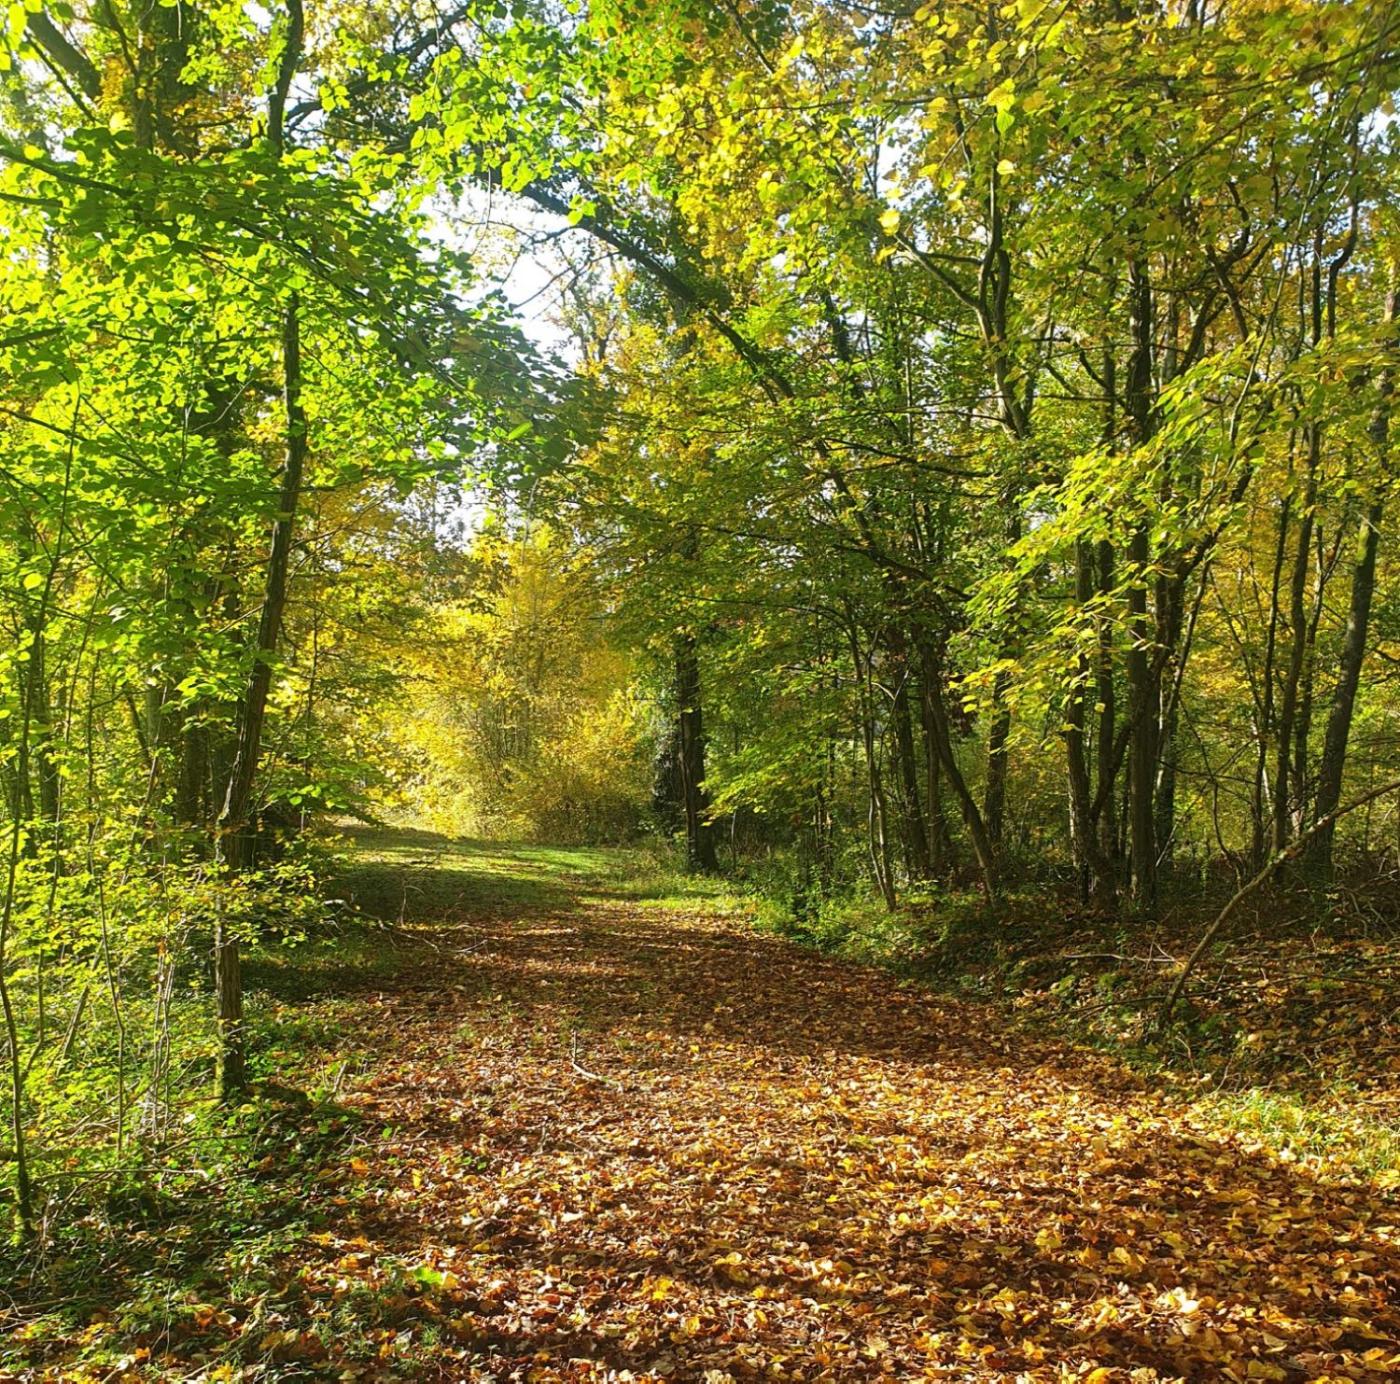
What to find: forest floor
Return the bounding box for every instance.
[5,826,1400,1382]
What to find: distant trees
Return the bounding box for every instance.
[382,526,655,845]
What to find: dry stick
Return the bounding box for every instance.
[569,1033,623,1089]
[1160,777,1400,1026]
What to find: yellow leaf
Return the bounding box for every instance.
[878,208,901,236]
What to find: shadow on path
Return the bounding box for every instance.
[281,830,1400,1381]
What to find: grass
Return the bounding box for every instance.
[573,844,742,907]
[333,821,741,912]
[749,878,1043,983]
[241,921,411,1001]
[329,823,584,917]
[1196,1086,1400,1181]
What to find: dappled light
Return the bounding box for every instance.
[3,1,1400,1379]
[27,833,1397,1380]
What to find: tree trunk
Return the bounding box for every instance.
[1306,500,1384,873]
[214,295,308,1100]
[1125,260,1158,911]
[1252,492,1291,867]
[982,682,1011,852]
[24,613,61,857]
[1273,476,1315,851]
[846,626,896,907]
[1067,539,1116,903]
[212,0,306,1100]
[917,637,996,894]
[1095,539,1120,875]
[887,637,932,879]
[1152,564,1193,873]
[1126,542,1158,911]
[922,712,954,875]
[1305,283,1394,875]
[175,710,209,832]
[675,634,718,874]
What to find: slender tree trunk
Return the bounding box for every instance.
[212,0,306,1100]
[1275,436,1320,851]
[812,756,834,899]
[1152,565,1192,872]
[917,637,996,894]
[1,746,36,1238]
[1307,499,1385,873]
[846,626,896,907]
[1094,346,1122,880]
[175,711,208,832]
[214,296,308,1100]
[1126,531,1157,910]
[1124,260,1159,911]
[863,745,897,911]
[1067,540,1116,903]
[1304,284,1394,875]
[913,635,955,875]
[1,636,39,1235]
[1291,546,1327,834]
[0,433,72,1235]
[922,714,954,875]
[1096,542,1120,874]
[24,613,61,859]
[977,170,1028,853]
[886,636,932,879]
[1252,492,1291,867]
[675,634,718,874]
[982,682,1011,852]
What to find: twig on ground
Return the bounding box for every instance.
[1160,778,1400,1025]
[569,1033,623,1088]
[1055,952,1178,965]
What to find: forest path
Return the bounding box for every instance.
[292,828,1398,1381]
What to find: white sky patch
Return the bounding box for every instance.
[427,186,593,536]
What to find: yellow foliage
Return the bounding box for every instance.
[381,524,655,843]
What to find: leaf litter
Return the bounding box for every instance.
[8,849,1398,1381]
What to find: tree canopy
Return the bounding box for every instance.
[1,3,1399,1373]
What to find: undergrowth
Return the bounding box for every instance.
[746,870,1400,1181]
